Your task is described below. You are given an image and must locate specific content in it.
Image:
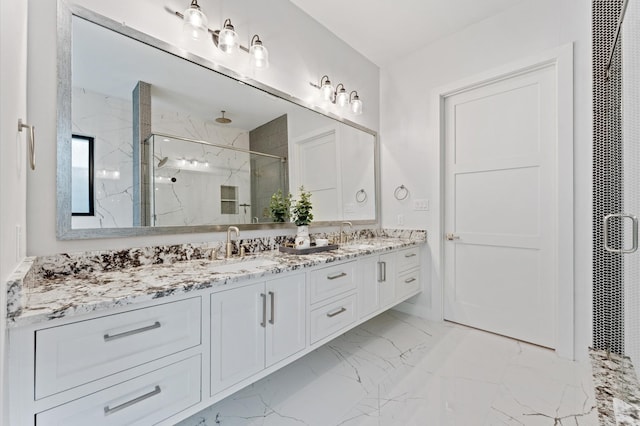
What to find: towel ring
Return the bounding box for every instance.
[394,185,409,201]
[356,189,367,203]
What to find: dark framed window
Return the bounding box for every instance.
[71,134,95,216]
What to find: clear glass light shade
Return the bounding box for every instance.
[249,43,269,68]
[336,90,349,107]
[218,26,238,53]
[321,82,334,101]
[351,97,363,115]
[183,5,208,40]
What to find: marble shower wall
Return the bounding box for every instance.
[71,87,134,229]
[70,86,255,228]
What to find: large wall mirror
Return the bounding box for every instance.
[57,4,378,239]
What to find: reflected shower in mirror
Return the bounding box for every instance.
[58,5,377,239]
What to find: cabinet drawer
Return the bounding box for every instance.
[35,297,201,399]
[36,355,201,426]
[309,261,357,304]
[310,294,357,344]
[396,247,420,273]
[397,269,421,299]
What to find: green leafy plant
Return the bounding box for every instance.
[269,189,292,223]
[292,186,313,226]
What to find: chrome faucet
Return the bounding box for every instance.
[226,226,240,258]
[339,221,353,244]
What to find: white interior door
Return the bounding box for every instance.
[292,129,342,220]
[444,64,557,348]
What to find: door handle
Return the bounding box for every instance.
[269,291,275,325]
[445,233,460,241]
[604,213,638,254]
[260,293,267,328]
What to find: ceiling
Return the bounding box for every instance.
[290,0,524,66]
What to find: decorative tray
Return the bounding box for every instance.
[278,244,339,255]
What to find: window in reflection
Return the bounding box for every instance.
[71,134,94,216]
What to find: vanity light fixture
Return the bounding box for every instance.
[310,75,335,101]
[249,35,269,68]
[335,83,349,108]
[216,19,238,53]
[350,91,363,115]
[173,5,269,66]
[309,76,364,114]
[182,0,209,41]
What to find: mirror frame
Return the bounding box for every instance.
[56,1,380,240]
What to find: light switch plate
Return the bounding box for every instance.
[413,199,429,211]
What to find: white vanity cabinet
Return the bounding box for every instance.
[8,242,424,426]
[210,273,306,395]
[358,252,397,319]
[9,297,204,426]
[395,247,421,299]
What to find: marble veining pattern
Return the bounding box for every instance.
[176,312,598,426]
[6,229,425,328]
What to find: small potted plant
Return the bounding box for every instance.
[269,189,292,223]
[292,186,313,249]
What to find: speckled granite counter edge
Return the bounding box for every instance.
[590,349,640,425]
[6,229,426,329]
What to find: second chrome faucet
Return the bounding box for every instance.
[226,226,240,258]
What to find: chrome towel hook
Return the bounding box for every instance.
[18,119,35,170]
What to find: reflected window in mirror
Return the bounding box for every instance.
[71,134,95,216]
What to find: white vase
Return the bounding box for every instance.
[295,225,311,249]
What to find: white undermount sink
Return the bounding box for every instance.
[210,258,279,273]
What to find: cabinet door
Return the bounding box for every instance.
[211,283,266,395]
[379,252,396,308]
[358,255,380,318]
[265,274,306,367]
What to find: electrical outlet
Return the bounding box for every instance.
[397,214,404,225]
[413,199,429,211]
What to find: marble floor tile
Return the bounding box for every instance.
[177,312,599,426]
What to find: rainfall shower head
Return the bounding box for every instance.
[215,110,232,124]
[154,154,169,168]
[158,157,169,167]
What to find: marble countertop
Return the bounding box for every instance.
[6,231,426,329]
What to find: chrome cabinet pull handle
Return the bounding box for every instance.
[103,321,161,342]
[327,272,347,280]
[104,385,161,415]
[377,261,383,282]
[404,253,417,258]
[404,277,417,284]
[260,293,267,327]
[383,261,387,281]
[326,307,347,318]
[604,213,639,253]
[18,119,35,170]
[269,291,275,325]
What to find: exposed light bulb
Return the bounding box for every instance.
[249,37,269,69]
[336,87,349,107]
[218,19,238,53]
[351,97,363,115]
[321,81,334,101]
[183,0,208,41]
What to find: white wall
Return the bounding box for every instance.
[380,0,592,359]
[26,0,379,256]
[0,0,29,423]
